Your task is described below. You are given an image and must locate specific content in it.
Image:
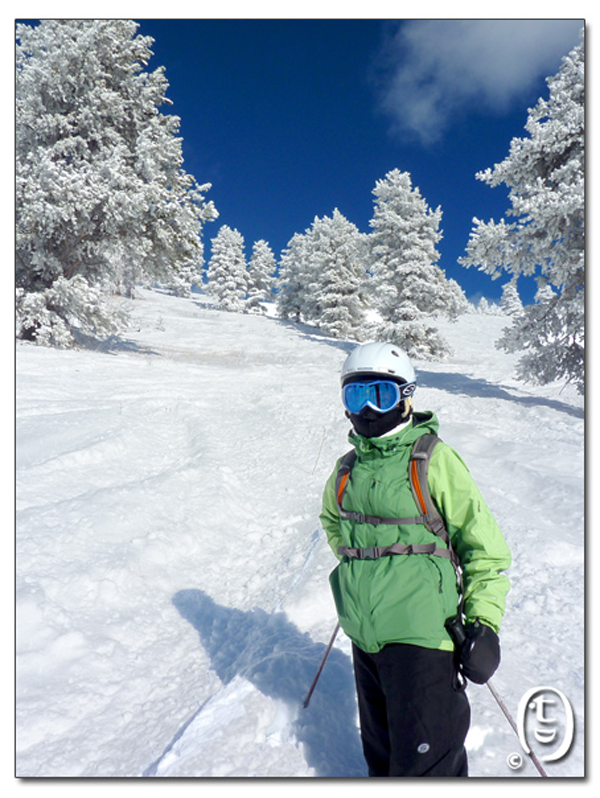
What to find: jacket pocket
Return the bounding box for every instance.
[426,556,444,593]
[423,555,460,622]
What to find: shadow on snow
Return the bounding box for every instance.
[274,318,582,420]
[417,370,583,419]
[171,589,367,778]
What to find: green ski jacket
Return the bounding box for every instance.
[320,411,511,654]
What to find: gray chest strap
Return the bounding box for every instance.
[334,435,462,575]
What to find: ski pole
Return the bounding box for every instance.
[485,678,548,777]
[303,622,340,709]
[445,617,548,777]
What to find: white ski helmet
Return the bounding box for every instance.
[341,342,416,387]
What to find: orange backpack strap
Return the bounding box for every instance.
[335,450,356,512]
[408,434,450,544]
[334,437,447,539]
[409,434,464,599]
[333,435,464,605]
[335,448,424,527]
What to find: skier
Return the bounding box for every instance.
[320,342,511,777]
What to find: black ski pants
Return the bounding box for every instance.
[352,642,470,777]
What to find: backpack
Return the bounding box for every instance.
[334,433,463,596]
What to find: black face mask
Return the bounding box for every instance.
[348,402,409,438]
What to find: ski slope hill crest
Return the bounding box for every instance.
[16,288,584,778]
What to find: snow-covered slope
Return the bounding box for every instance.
[15,288,585,779]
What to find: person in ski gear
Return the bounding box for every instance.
[320,342,511,777]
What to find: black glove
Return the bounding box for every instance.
[459,620,500,684]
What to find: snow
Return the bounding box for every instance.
[15,287,585,784]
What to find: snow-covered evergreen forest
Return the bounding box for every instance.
[16,20,585,394]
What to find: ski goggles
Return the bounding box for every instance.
[342,379,416,415]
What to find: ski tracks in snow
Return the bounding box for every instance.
[16,291,584,777]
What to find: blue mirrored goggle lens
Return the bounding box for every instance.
[343,380,403,415]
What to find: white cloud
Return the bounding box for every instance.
[375,19,583,145]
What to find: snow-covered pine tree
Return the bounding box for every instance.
[477,297,490,315]
[500,280,524,317]
[301,209,369,339]
[246,240,276,313]
[368,169,467,359]
[276,232,312,322]
[459,32,584,393]
[475,296,502,316]
[16,19,217,347]
[206,225,248,312]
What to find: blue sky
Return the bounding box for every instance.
[133,19,583,306]
[58,18,584,305]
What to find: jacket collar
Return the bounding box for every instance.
[349,411,439,457]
